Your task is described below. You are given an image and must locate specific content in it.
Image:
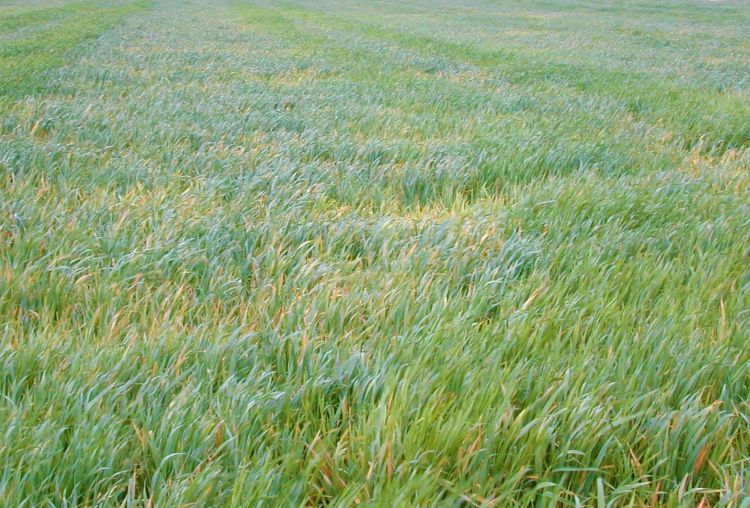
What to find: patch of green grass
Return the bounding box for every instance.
[0,0,153,96]
[1,0,749,505]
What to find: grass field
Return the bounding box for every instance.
[1,0,750,505]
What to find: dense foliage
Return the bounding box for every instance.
[1,0,749,505]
